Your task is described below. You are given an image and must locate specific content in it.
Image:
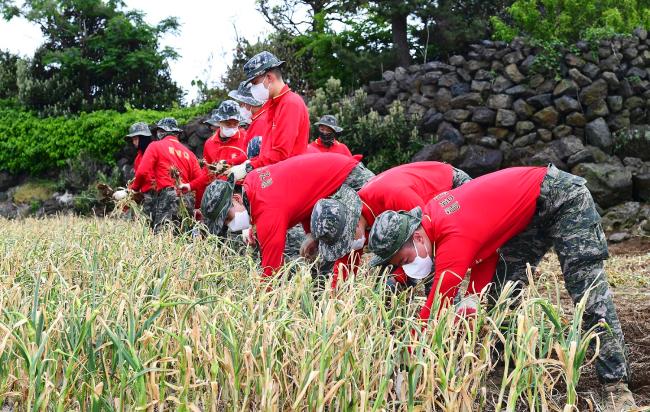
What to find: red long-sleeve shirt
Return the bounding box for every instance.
[249,85,309,169]
[131,136,201,192]
[306,139,353,156]
[417,166,547,321]
[246,105,270,147]
[244,153,359,277]
[189,128,248,208]
[133,150,153,192]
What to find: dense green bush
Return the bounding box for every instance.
[0,100,216,175]
[309,78,422,172]
[491,0,650,43]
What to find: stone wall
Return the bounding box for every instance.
[364,30,650,211]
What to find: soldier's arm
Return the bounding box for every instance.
[257,215,289,278]
[131,144,157,191]
[249,102,298,168]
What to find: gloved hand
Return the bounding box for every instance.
[112,189,128,201]
[242,228,255,245]
[177,182,190,193]
[227,160,250,181]
[299,233,318,259]
[208,160,229,175]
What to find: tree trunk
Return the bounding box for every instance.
[391,10,411,67]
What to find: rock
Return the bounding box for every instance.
[566,112,587,127]
[421,110,444,133]
[369,80,389,94]
[408,102,427,118]
[450,93,482,108]
[437,122,465,146]
[531,146,568,170]
[554,95,581,113]
[601,71,620,90]
[579,79,608,106]
[474,69,493,81]
[421,84,437,98]
[449,55,465,66]
[382,70,395,82]
[0,171,18,191]
[422,71,442,84]
[585,118,612,151]
[487,94,513,110]
[537,129,553,142]
[423,61,456,72]
[582,62,600,79]
[526,93,552,109]
[569,68,592,87]
[460,122,482,135]
[457,68,472,82]
[408,64,422,74]
[601,202,642,231]
[433,88,453,112]
[515,121,535,136]
[567,149,595,168]
[553,79,578,97]
[0,202,17,219]
[471,107,496,124]
[438,73,460,88]
[553,136,585,159]
[505,64,525,83]
[505,85,532,97]
[465,59,489,72]
[634,27,648,40]
[411,140,459,163]
[471,80,491,93]
[513,133,537,148]
[478,136,500,148]
[620,79,634,97]
[444,109,471,123]
[187,133,203,150]
[56,191,75,208]
[607,95,624,112]
[586,99,610,120]
[625,96,645,110]
[529,74,546,88]
[553,125,573,139]
[599,54,620,71]
[457,145,503,176]
[496,109,517,127]
[607,112,631,132]
[565,53,585,67]
[394,67,409,82]
[503,50,523,64]
[491,76,513,93]
[535,79,556,94]
[520,55,536,73]
[450,83,471,97]
[627,66,647,79]
[532,107,559,128]
[572,163,633,207]
[513,99,535,119]
[488,127,511,140]
[608,232,630,243]
[624,47,639,60]
[635,173,650,201]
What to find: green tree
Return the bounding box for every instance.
[491,0,650,43]
[1,0,182,115]
[0,50,19,99]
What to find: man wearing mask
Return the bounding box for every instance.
[200,153,374,278]
[309,162,471,286]
[179,101,248,212]
[131,117,202,232]
[227,51,309,181]
[307,115,352,156]
[113,122,154,201]
[367,165,635,412]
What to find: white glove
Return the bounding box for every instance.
[228,160,250,181]
[112,189,128,201]
[209,160,229,175]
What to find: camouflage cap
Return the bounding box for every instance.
[243,51,285,84]
[368,207,423,267]
[311,185,362,262]
[203,109,221,127]
[247,135,262,158]
[315,114,343,133]
[200,176,235,234]
[228,81,263,107]
[125,122,152,139]
[215,100,243,123]
[154,117,182,133]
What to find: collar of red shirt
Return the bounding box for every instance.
[162,135,179,143]
[271,84,291,104]
[252,105,268,121]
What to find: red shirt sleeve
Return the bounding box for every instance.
[466,252,498,295]
[131,144,157,191]
[249,100,300,168]
[339,144,352,157]
[256,213,289,278]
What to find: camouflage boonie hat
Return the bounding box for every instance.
[201,175,235,234]
[215,100,243,123]
[228,81,263,107]
[315,114,343,133]
[154,117,182,133]
[203,109,221,127]
[125,122,152,139]
[244,51,285,84]
[368,207,423,267]
[311,185,362,262]
[247,135,262,158]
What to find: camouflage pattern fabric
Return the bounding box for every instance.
[155,117,182,133]
[215,100,244,122]
[149,188,194,234]
[284,224,307,263]
[495,165,628,384]
[126,122,152,138]
[315,114,343,133]
[244,51,285,83]
[451,167,472,188]
[141,191,156,223]
[228,81,263,107]
[343,163,375,191]
[368,208,423,267]
[247,136,262,158]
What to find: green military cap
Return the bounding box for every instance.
[215,100,243,123]
[200,175,235,235]
[154,117,182,133]
[315,114,343,133]
[125,122,152,139]
[368,207,423,267]
[311,185,362,262]
[243,51,285,84]
[228,81,263,107]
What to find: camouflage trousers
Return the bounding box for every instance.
[495,165,628,384]
[344,162,376,190]
[451,167,472,188]
[142,188,195,234]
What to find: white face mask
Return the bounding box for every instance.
[250,78,270,102]
[220,126,238,138]
[402,240,433,280]
[351,236,366,251]
[227,209,250,232]
[240,106,252,123]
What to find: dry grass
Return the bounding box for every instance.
[0,216,629,411]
